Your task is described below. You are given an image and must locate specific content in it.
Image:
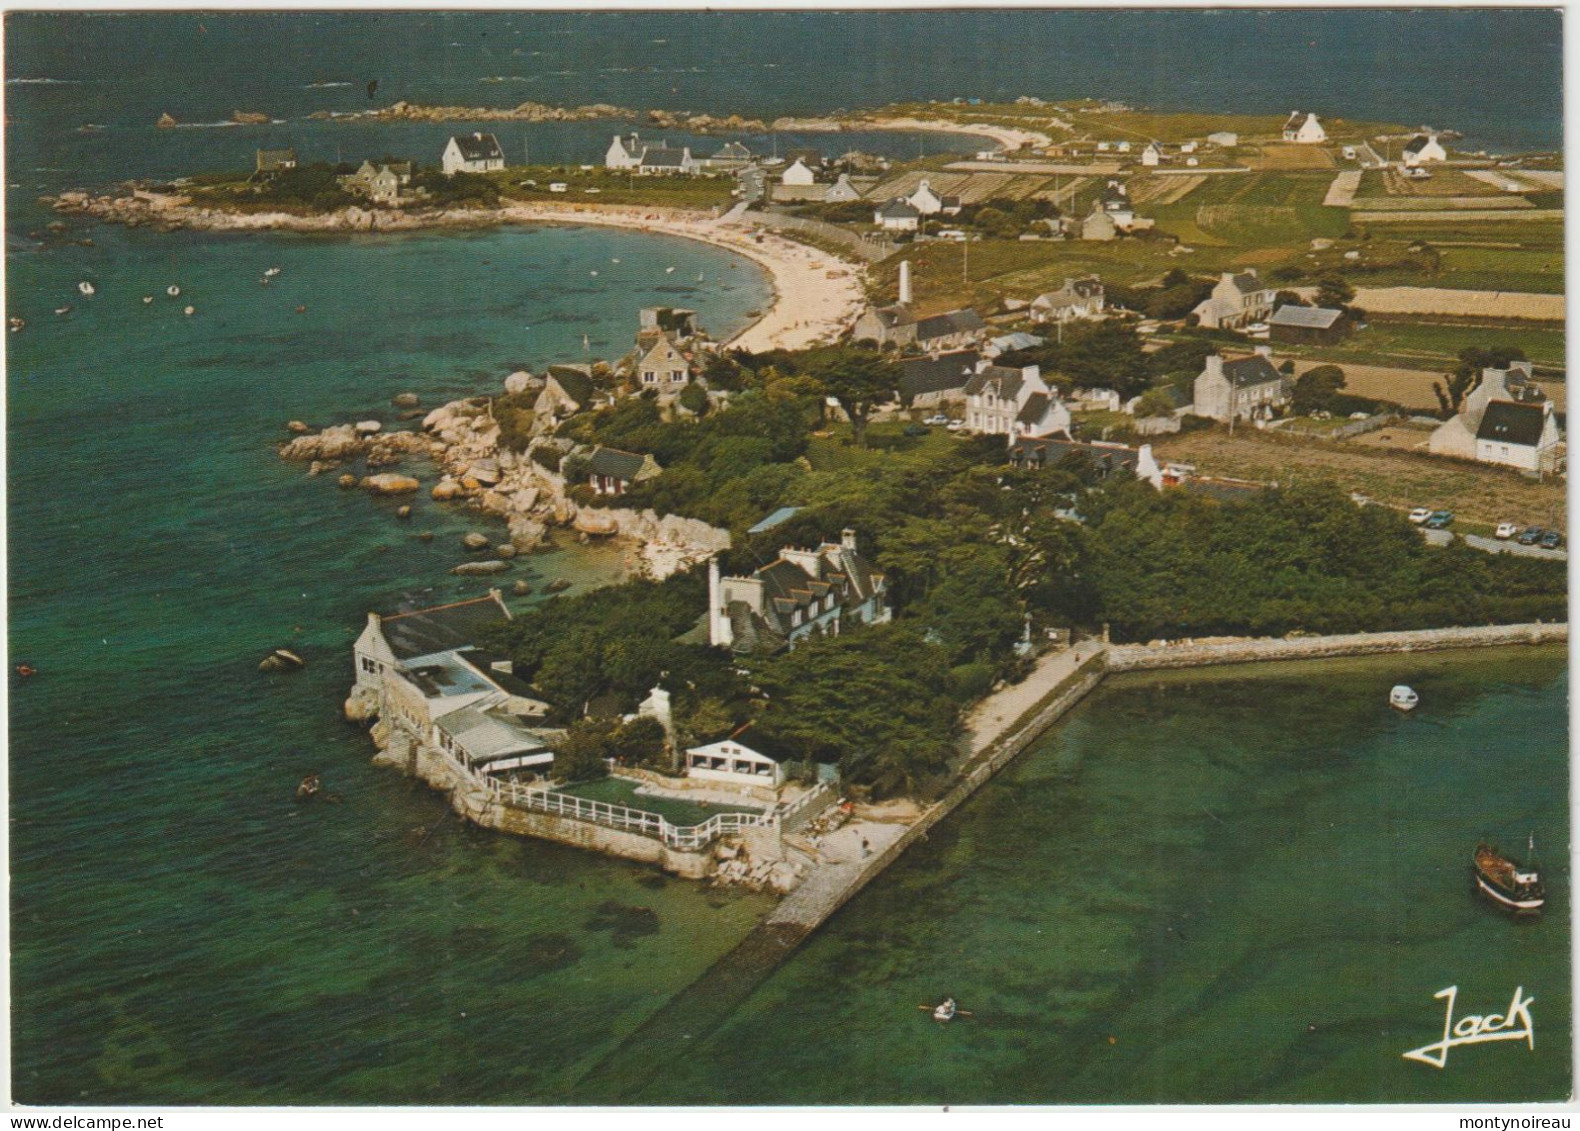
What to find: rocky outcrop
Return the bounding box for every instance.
[646,109,769,134]
[277,423,433,464]
[344,685,379,725]
[351,99,639,123]
[452,560,510,576]
[360,473,421,494]
[231,110,271,124]
[156,113,177,128]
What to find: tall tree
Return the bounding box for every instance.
[808,347,901,447]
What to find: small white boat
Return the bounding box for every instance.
[264,266,281,277]
[697,273,704,282]
[141,295,154,304]
[932,998,957,1023]
[53,304,71,315]
[9,316,25,333]
[183,305,195,316]
[610,257,620,264]
[589,269,598,276]
[665,266,676,274]
[166,285,181,297]
[1390,685,1419,711]
[77,281,95,295]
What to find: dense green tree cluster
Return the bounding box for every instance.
[998,321,1152,398]
[1081,479,1566,641]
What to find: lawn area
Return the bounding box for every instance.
[1146,172,1348,247]
[805,421,961,471]
[1269,321,1566,375]
[491,165,735,209]
[556,777,766,827]
[1152,427,1566,528]
[1304,221,1566,294]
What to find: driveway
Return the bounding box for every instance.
[1422,527,1566,561]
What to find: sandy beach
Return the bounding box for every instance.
[50,192,869,354]
[776,113,1054,151]
[496,203,868,352]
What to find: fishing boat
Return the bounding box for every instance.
[77,280,95,296]
[932,998,957,1023]
[296,773,322,803]
[141,295,154,304]
[1389,685,1419,711]
[665,266,676,274]
[1473,836,1545,915]
[166,284,181,297]
[54,304,71,316]
[183,305,196,316]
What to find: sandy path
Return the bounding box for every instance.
[1323,170,1363,207]
[837,115,1053,151]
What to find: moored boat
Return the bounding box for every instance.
[1389,685,1419,711]
[1473,836,1545,915]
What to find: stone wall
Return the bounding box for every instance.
[1108,622,1566,672]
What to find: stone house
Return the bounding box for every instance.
[1080,206,1117,241]
[874,198,921,231]
[963,362,1071,440]
[442,132,505,175]
[823,174,863,203]
[896,348,980,408]
[707,140,753,170]
[587,446,661,496]
[533,366,596,420]
[707,531,890,654]
[1192,270,1276,330]
[1010,437,1163,486]
[1031,277,1106,323]
[636,337,691,390]
[852,303,917,347]
[1429,361,1561,472]
[1192,351,1288,422]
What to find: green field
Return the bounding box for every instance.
[492,165,735,209]
[805,422,961,471]
[1348,321,1566,369]
[1146,172,1349,247]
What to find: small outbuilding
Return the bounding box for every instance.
[1268,304,1351,346]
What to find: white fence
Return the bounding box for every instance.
[478,766,774,851]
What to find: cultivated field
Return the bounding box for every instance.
[1152,428,1566,527]
[1248,144,1336,170]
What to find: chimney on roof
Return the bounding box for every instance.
[841,528,858,552]
[899,260,913,306]
[367,612,382,632]
[1205,354,1224,380]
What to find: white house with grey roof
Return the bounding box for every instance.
[874,198,921,231]
[1193,351,1288,423]
[1402,134,1447,167]
[587,446,661,496]
[964,362,1071,441]
[606,132,646,170]
[1032,277,1106,324]
[1282,112,1326,144]
[1429,361,1561,472]
[1193,269,1276,330]
[708,530,890,654]
[639,145,702,176]
[442,132,505,175]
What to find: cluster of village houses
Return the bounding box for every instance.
[340,109,1557,853]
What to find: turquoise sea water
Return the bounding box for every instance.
[6,10,1569,1107]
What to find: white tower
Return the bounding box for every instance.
[898,260,913,306]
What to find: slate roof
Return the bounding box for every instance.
[1009,436,1139,475]
[436,704,552,764]
[713,141,752,160]
[1403,135,1432,155]
[877,198,921,219]
[990,333,1044,353]
[1476,401,1548,447]
[1227,271,1266,295]
[1283,111,1315,133]
[964,364,1025,401]
[1269,304,1345,329]
[588,446,649,481]
[711,722,800,764]
[640,147,689,168]
[1017,393,1051,425]
[546,366,594,406]
[450,132,503,162]
[1219,355,1284,388]
[897,349,980,399]
[865,304,916,328]
[722,540,885,653]
[914,308,985,342]
[380,593,512,661]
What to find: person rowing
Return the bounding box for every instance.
[919,997,972,1023]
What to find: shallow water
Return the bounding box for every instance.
[598,648,1569,1105]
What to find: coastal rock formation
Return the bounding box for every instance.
[286,420,311,433]
[393,392,420,408]
[156,112,177,128]
[646,109,769,134]
[463,532,491,550]
[360,473,421,495]
[452,560,510,576]
[231,110,271,124]
[344,686,379,725]
[432,477,466,501]
[354,99,638,124]
[278,423,432,464]
[355,420,383,435]
[503,371,534,395]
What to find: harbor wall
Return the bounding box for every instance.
[1107,622,1566,672]
[370,720,715,879]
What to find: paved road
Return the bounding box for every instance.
[1422,527,1566,561]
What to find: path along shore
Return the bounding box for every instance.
[46,191,867,353]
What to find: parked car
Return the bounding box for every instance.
[903,423,929,437]
[946,419,965,432]
[1425,511,1454,529]
[1495,522,1519,539]
[924,413,950,426]
[1408,507,1433,525]
[1517,526,1544,546]
[1539,530,1563,550]
[1246,322,1270,337]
